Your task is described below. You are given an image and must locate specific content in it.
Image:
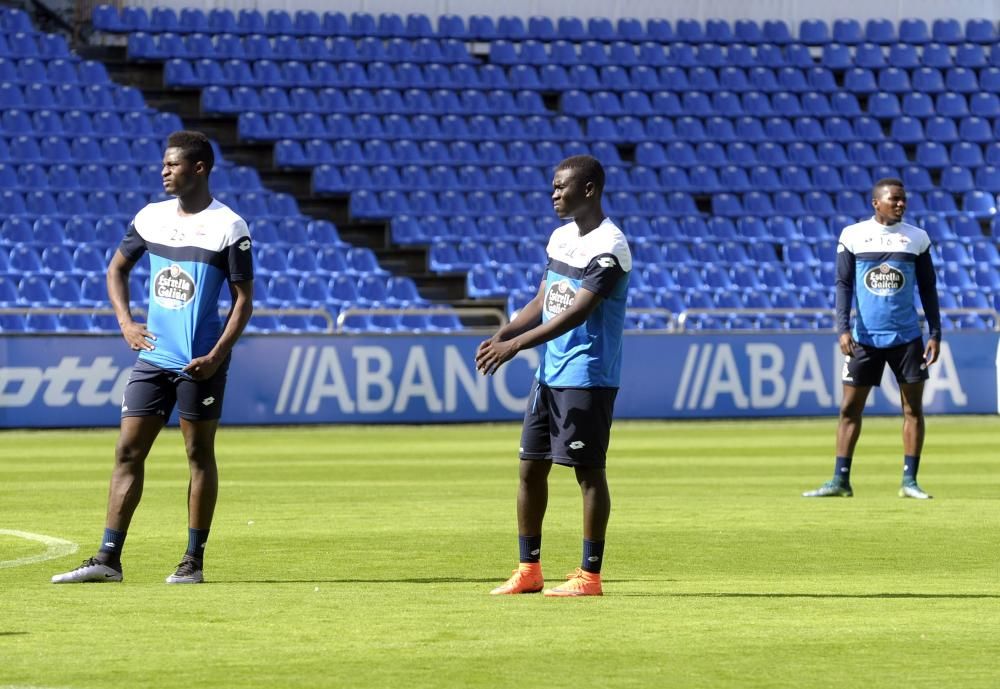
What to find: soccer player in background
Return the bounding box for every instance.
[52,131,254,584]
[803,178,941,500]
[476,155,631,596]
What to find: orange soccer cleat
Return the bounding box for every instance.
[543,568,603,597]
[490,563,544,595]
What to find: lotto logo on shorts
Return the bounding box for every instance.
[544,280,576,316]
[153,264,196,310]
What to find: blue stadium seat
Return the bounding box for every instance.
[899,18,930,44]
[932,18,963,44]
[844,67,877,93]
[912,66,945,92]
[799,19,830,45]
[855,42,887,68]
[936,93,969,118]
[865,18,896,43]
[974,165,1000,193]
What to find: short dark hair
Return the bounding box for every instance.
[872,177,904,199]
[556,155,605,193]
[166,130,214,173]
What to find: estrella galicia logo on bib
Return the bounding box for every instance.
[153,264,195,310]
[545,280,576,315]
[863,262,905,296]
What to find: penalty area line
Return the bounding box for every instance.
[0,529,79,569]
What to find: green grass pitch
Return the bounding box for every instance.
[1,417,998,689]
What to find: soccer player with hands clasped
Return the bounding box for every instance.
[477,155,631,597]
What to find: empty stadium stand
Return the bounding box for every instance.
[0,6,997,333]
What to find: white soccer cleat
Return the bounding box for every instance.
[52,557,123,584]
[899,482,933,500]
[165,558,204,584]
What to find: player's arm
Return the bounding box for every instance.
[476,287,603,376]
[834,243,855,356]
[915,249,942,365]
[184,279,254,380]
[487,281,545,341]
[107,248,156,352]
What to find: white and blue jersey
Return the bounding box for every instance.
[118,198,253,372]
[538,217,631,388]
[835,217,941,348]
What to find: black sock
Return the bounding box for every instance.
[581,539,605,574]
[903,455,920,482]
[186,528,210,562]
[97,528,126,567]
[518,535,541,564]
[834,456,853,483]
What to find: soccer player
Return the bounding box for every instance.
[52,131,254,584]
[803,178,941,500]
[477,155,631,597]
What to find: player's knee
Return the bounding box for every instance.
[519,459,550,484]
[839,401,864,420]
[114,442,147,467]
[184,440,216,467]
[574,466,607,489]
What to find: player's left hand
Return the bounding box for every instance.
[183,354,222,381]
[924,338,940,366]
[475,338,519,376]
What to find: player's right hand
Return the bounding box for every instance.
[121,321,156,351]
[838,332,855,356]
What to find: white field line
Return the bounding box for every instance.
[0,530,79,569]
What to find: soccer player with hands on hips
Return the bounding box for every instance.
[53,131,254,584]
[477,155,631,597]
[804,178,941,500]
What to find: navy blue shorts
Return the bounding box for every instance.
[519,380,618,468]
[122,359,229,422]
[842,337,929,387]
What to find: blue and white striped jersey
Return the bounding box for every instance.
[119,198,253,372]
[835,217,941,348]
[537,217,631,388]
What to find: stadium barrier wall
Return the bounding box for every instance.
[1,332,997,428]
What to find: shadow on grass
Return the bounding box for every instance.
[0,631,29,636]
[220,577,502,584]
[218,576,657,585]
[619,592,1000,599]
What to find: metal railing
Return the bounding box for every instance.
[335,306,507,334]
[2,306,996,335]
[0,306,337,333]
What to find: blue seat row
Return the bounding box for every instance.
[347,189,558,218]
[0,161,262,193]
[0,81,153,112]
[221,87,548,119]
[130,32,472,63]
[289,138,609,167]
[253,245,387,277]
[0,187,305,220]
[708,189,997,218]
[0,57,113,85]
[632,139,1000,168]
[0,134,168,165]
[0,108,179,137]
[89,7,999,47]
[161,58,1000,95]
[487,40,1000,70]
[198,84,1000,123]
[0,29,71,59]
[254,273,422,307]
